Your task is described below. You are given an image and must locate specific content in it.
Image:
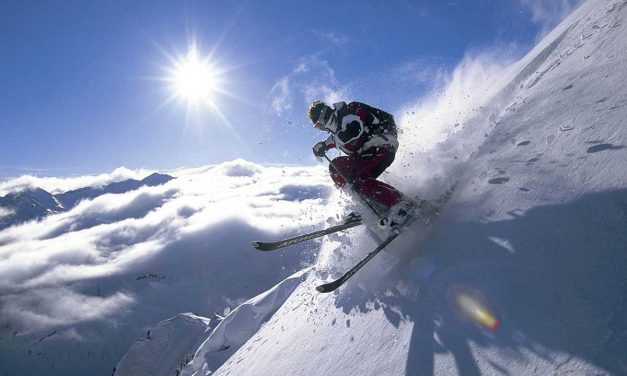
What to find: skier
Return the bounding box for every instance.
[308,100,414,228]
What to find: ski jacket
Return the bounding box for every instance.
[321,101,398,156]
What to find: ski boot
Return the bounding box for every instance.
[378,200,416,231]
[343,211,362,224]
[344,211,361,221]
[390,200,417,230]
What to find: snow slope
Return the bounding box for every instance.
[180,0,627,375]
[114,313,210,376]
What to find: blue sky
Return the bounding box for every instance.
[0,0,580,177]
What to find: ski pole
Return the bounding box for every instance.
[323,153,385,220]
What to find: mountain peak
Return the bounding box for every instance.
[141,173,175,186]
[0,172,175,230]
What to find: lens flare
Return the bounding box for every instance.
[456,292,500,330]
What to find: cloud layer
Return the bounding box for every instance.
[0,159,341,336]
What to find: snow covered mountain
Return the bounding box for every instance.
[0,173,173,230]
[117,1,624,375]
[1,0,626,375]
[0,188,65,230]
[55,172,174,208]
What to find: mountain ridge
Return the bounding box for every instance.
[0,173,174,230]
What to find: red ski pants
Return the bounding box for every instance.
[329,146,402,208]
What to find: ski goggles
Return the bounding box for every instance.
[314,106,334,131]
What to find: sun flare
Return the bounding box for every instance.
[159,42,242,133]
[169,47,218,104]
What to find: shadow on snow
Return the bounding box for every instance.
[333,188,627,376]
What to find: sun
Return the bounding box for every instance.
[158,41,244,135]
[169,46,219,104]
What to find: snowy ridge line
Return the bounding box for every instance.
[0,166,158,197]
[180,268,311,375]
[114,313,211,376]
[495,0,599,101]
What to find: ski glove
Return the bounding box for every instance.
[312,141,328,157]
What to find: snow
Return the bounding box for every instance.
[180,269,310,376]
[0,162,339,375]
[189,0,627,375]
[1,0,626,375]
[114,314,210,376]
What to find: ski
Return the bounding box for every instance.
[316,183,458,293]
[316,230,400,293]
[251,214,363,251]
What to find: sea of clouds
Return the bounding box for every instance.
[0,160,344,337]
